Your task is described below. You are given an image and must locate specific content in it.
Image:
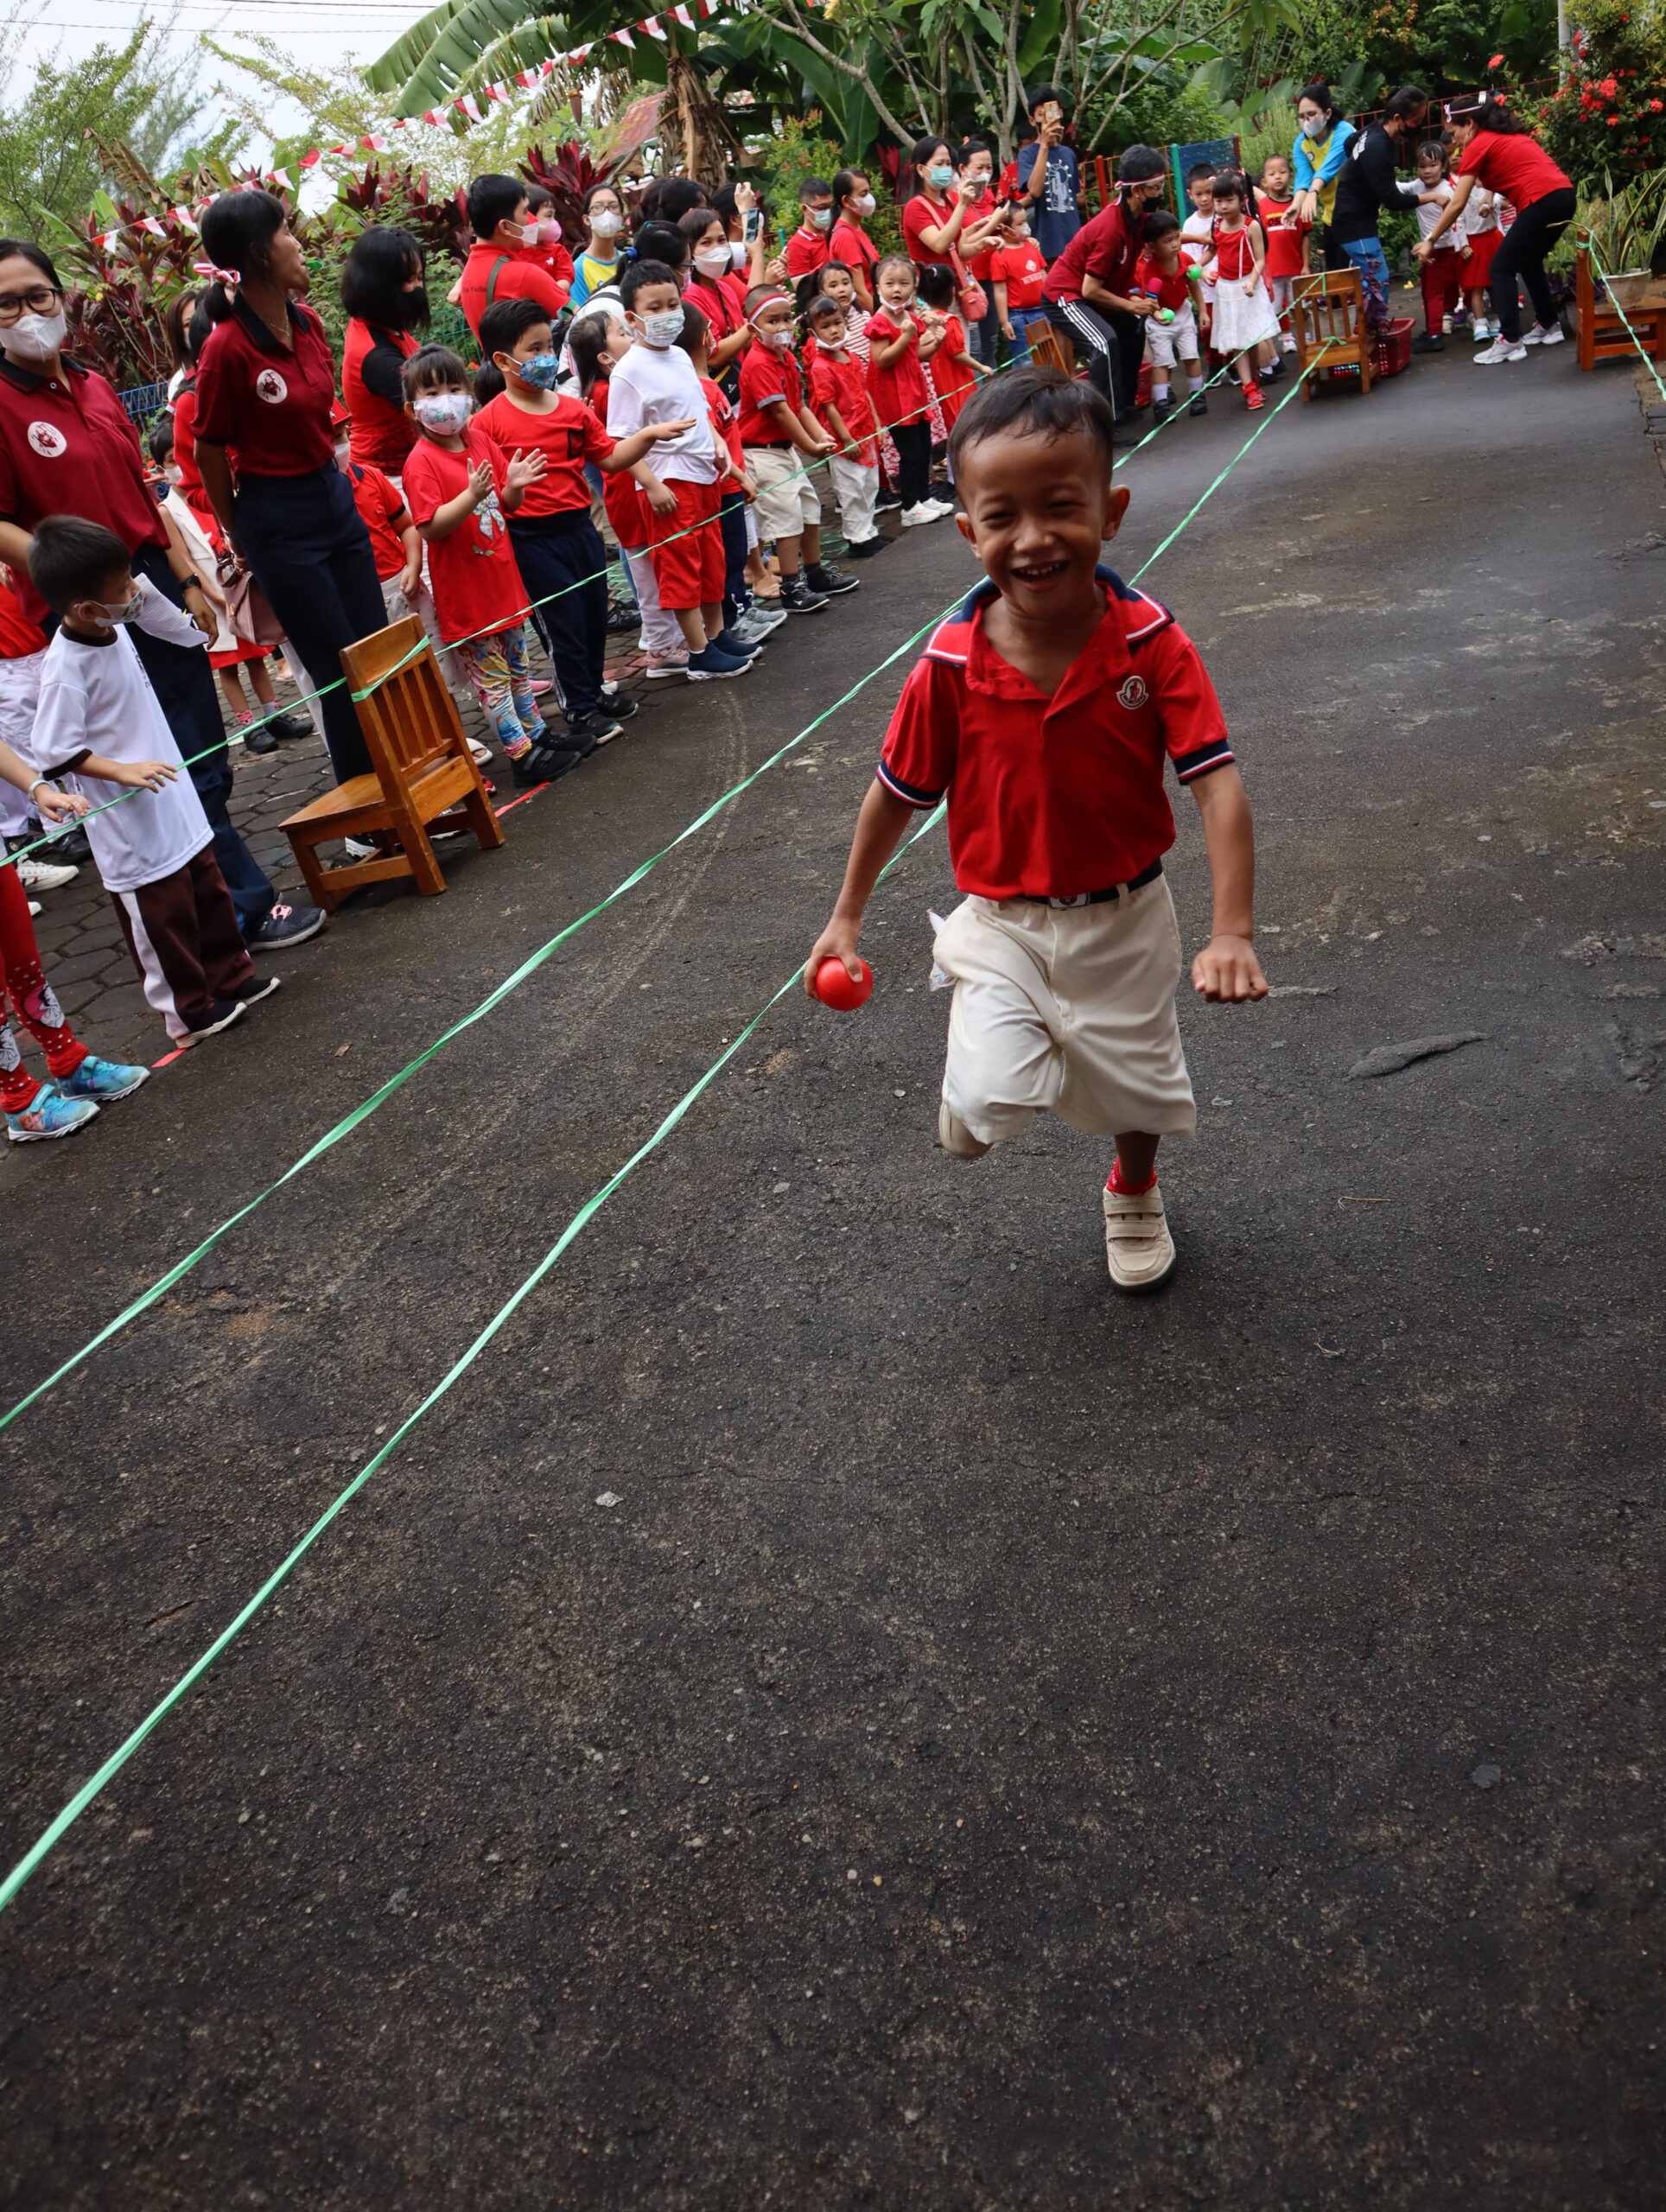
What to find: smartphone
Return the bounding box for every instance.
[743,209,761,243]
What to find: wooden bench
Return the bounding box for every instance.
[280,615,504,912]
[1292,268,1373,397]
[1575,246,1666,372]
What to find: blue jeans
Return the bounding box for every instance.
[1337,236,1390,328]
[1006,308,1053,365]
[970,313,998,368]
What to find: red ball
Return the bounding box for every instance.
[813,956,874,1011]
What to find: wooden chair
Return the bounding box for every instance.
[280,616,504,912]
[1023,320,1078,378]
[1291,268,1373,398]
[1575,245,1666,372]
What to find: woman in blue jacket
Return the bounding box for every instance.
[1291,82,1355,271]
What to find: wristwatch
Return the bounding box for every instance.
[179,572,206,594]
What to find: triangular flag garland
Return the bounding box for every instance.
[82,0,728,252]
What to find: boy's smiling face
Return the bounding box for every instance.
[954,425,1129,620]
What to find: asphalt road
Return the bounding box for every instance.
[3,339,1663,2209]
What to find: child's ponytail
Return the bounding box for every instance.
[195,188,289,323]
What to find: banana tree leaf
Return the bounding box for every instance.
[749,29,853,126]
[594,90,667,168]
[1016,0,1064,76]
[365,0,541,95]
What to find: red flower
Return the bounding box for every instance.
[1608,116,1621,125]
[1652,97,1664,111]
[1487,50,1504,67]
[1599,74,1618,94]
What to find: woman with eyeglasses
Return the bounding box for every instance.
[191,189,385,788]
[0,237,318,950]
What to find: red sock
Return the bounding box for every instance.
[1107,1159,1158,1195]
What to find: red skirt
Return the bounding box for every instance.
[1463,228,1499,289]
[208,640,271,671]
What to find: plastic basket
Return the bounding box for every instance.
[1372,315,1414,378]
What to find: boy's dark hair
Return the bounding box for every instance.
[467,174,526,240]
[1143,207,1180,243]
[1186,163,1215,188]
[799,175,833,201]
[917,262,957,309]
[746,282,792,313]
[620,257,680,308]
[947,365,1114,480]
[1027,82,1066,117]
[633,221,687,270]
[401,343,468,400]
[672,296,711,356]
[1015,119,1038,146]
[147,416,175,466]
[29,515,131,614]
[1116,143,1166,184]
[804,291,844,327]
[479,294,554,359]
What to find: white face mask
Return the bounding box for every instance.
[855,193,876,216]
[753,323,793,350]
[729,239,749,267]
[590,209,623,238]
[97,591,144,625]
[4,308,67,365]
[808,207,831,229]
[695,247,731,276]
[1300,113,1326,137]
[413,391,472,434]
[333,440,352,467]
[633,306,685,348]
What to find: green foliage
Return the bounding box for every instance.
[745,109,845,240]
[1240,98,1300,176]
[1534,0,1666,190]
[0,13,241,236]
[1288,0,1553,98]
[1574,165,1666,276]
[1085,79,1231,160]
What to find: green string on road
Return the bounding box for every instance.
[0,360,1214,1437]
[1585,240,1666,405]
[0,801,945,1922]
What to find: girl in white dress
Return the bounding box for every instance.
[1202,172,1281,410]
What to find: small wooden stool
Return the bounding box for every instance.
[1024,321,1078,378]
[280,617,504,912]
[1575,246,1666,372]
[1292,268,1373,397]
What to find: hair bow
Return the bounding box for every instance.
[193,258,240,298]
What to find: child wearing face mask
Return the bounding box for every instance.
[606,262,753,681]
[739,286,854,613]
[477,296,690,747]
[804,293,886,558]
[571,187,627,311]
[399,344,575,785]
[867,257,951,526]
[571,311,694,678]
[521,188,575,302]
[989,203,1049,364]
[785,177,836,280]
[20,515,272,1048]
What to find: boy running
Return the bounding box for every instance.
[804,369,1267,1290]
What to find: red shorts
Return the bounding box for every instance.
[1463,229,1499,290]
[1421,249,1464,324]
[646,476,724,611]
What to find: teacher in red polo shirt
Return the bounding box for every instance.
[340,225,429,480]
[0,233,321,949]
[1415,93,1575,363]
[192,190,385,785]
[456,175,571,342]
[1042,144,1169,423]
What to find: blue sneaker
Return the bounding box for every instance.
[711,627,760,659]
[57,1055,150,1103]
[686,645,752,682]
[6,1081,99,1143]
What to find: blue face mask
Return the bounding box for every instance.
[927,164,955,189]
[512,351,563,390]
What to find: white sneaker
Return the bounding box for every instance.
[13,855,78,892]
[900,500,946,527]
[1103,1178,1176,1293]
[1441,313,1453,334]
[1279,333,1296,353]
[643,647,690,680]
[1470,318,1492,341]
[1521,321,1564,346]
[1474,337,1527,365]
[467,736,492,765]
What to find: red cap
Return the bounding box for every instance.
[330,399,351,432]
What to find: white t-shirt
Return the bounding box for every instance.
[25,582,213,895]
[1416,177,1459,246]
[1459,185,1498,238]
[606,338,717,484]
[1180,212,1217,301]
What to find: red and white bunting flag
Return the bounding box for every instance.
[270,168,294,191]
[609,25,635,45]
[671,3,696,24]
[327,142,353,155]
[568,42,592,61]
[298,149,321,169]
[360,134,390,150]
[639,15,669,35]
[422,105,448,124]
[138,216,165,235]
[516,68,537,86]
[455,92,484,120]
[172,206,196,226]
[699,0,719,15]
[486,80,510,102]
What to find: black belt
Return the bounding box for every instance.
[1011,859,1162,909]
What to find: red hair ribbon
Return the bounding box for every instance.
[192,258,239,296]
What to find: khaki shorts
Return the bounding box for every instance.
[933,879,1196,1144]
[744,444,821,543]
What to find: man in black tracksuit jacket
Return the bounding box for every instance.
[1329,86,1429,326]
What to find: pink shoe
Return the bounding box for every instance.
[645,648,690,681]
[529,678,552,697]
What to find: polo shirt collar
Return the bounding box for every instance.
[232,296,303,353]
[0,353,87,395]
[957,564,1139,702]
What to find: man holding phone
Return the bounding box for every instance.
[1017,85,1084,264]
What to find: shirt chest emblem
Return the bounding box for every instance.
[255,368,289,405]
[27,422,67,458]
[1117,674,1148,709]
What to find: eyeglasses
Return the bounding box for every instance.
[0,285,61,323]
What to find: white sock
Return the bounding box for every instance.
[1152,380,1170,403]
[1186,373,1203,392]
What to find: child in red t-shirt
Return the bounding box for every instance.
[398,343,563,785]
[866,257,950,526]
[804,293,884,559]
[989,207,1050,365]
[804,371,1266,1294]
[916,264,979,449]
[738,285,851,610]
[1134,211,1207,420]
[1256,152,1308,353]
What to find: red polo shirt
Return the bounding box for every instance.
[0,356,167,624]
[901,189,958,264]
[877,569,1233,899]
[473,389,614,518]
[828,219,879,286]
[342,460,411,581]
[457,241,569,340]
[1042,199,1140,307]
[785,223,831,279]
[737,342,804,446]
[342,318,419,474]
[193,299,337,475]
